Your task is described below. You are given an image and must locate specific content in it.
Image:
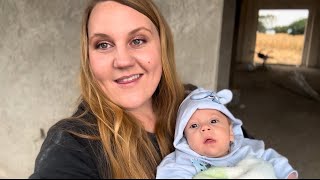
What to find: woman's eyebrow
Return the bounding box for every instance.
[128,27,153,36]
[89,27,153,43]
[89,33,112,43]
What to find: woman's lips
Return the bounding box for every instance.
[115,74,142,84]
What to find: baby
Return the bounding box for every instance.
[156,88,298,179]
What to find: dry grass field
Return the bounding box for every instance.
[254,33,305,65]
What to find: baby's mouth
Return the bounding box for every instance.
[204,138,216,144]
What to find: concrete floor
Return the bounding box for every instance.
[228,63,320,179]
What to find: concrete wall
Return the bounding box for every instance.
[155,0,223,90]
[0,0,224,178]
[0,0,87,178]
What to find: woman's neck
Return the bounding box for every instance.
[127,101,157,133]
[133,110,157,133]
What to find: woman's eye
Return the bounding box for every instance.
[210,119,218,124]
[96,42,111,49]
[190,124,198,129]
[131,39,145,46]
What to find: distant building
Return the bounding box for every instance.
[265,29,276,34]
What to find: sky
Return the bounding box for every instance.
[259,9,309,27]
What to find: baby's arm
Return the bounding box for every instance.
[259,148,298,179]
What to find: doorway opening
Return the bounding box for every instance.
[254,9,309,66]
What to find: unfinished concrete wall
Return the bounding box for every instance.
[155,0,223,90]
[0,0,87,178]
[0,0,224,178]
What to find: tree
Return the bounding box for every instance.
[274,18,307,35]
[257,20,266,33]
[258,14,276,30]
[287,18,307,35]
[274,25,288,33]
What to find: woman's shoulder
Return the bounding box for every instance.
[45,118,98,150]
[45,102,99,145]
[51,101,98,137]
[29,103,102,179]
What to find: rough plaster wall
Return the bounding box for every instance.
[0,0,223,178]
[154,0,223,90]
[0,0,87,178]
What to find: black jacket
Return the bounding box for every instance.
[29,103,105,178]
[29,102,162,179]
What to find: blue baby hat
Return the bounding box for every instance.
[173,88,243,152]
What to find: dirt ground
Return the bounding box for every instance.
[228,63,320,178]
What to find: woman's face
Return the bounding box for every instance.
[88,1,162,111]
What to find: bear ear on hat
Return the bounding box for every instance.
[217,89,233,105]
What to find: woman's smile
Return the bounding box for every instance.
[115,74,143,84]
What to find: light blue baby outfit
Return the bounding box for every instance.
[156,88,297,179]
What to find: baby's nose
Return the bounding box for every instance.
[201,126,211,132]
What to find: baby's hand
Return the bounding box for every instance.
[287,172,298,179]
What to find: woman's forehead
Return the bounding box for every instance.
[88,1,156,36]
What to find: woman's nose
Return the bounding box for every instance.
[113,47,135,68]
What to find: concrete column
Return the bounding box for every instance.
[304,7,320,68]
[217,0,236,90]
[236,0,259,64]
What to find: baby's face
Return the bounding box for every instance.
[184,109,234,158]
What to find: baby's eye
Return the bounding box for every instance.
[190,124,198,129]
[96,42,112,49]
[210,119,218,124]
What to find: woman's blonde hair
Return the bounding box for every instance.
[79,0,184,178]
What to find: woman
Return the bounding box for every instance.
[29,0,185,178]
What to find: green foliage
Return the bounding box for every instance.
[258,13,307,35]
[258,15,276,32]
[274,18,307,35]
[257,20,266,33]
[288,18,307,35]
[274,26,288,33]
